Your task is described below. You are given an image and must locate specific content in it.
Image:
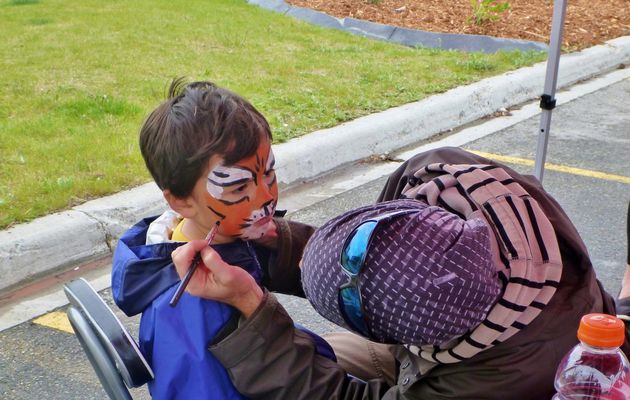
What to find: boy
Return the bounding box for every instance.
[111,79,333,399]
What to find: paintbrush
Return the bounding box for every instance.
[169,221,221,307]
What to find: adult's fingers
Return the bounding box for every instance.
[199,246,231,277]
[199,246,253,293]
[171,240,208,279]
[198,245,261,313]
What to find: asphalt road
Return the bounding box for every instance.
[0,77,628,399]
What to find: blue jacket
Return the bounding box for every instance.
[112,215,334,400]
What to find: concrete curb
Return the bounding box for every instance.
[1,36,629,295]
[0,184,167,294]
[274,36,630,187]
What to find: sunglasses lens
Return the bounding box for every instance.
[339,286,369,336]
[340,221,377,274]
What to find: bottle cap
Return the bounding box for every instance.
[577,313,625,348]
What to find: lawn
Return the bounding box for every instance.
[0,0,546,229]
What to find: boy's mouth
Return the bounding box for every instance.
[254,216,272,227]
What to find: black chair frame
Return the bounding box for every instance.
[64,278,153,400]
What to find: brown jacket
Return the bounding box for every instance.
[210,147,626,400]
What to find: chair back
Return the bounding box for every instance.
[64,278,153,400]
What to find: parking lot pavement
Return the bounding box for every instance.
[1,76,628,399]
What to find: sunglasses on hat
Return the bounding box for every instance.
[338,209,416,337]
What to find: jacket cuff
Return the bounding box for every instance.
[273,217,293,272]
[266,218,314,297]
[209,290,279,369]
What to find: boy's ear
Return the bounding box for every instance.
[163,190,196,218]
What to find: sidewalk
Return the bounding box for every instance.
[1,36,629,297]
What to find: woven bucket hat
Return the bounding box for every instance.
[301,199,502,346]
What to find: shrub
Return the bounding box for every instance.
[469,0,511,25]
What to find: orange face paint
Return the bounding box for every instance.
[205,140,278,240]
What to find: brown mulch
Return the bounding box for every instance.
[286,0,630,50]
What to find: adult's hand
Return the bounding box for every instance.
[171,240,264,317]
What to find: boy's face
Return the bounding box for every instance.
[203,138,278,240]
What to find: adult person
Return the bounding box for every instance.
[171,147,630,399]
[616,201,630,314]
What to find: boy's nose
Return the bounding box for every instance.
[257,182,275,204]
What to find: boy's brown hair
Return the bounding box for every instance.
[139,78,272,198]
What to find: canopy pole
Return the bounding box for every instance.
[534,0,569,182]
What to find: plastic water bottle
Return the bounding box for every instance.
[553,313,630,399]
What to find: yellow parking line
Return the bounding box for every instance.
[468,150,630,184]
[32,311,74,334]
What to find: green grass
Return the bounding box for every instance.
[0,0,546,229]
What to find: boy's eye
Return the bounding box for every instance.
[232,184,248,194]
[263,169,276,185]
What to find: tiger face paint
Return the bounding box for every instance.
[205,140,278,240]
